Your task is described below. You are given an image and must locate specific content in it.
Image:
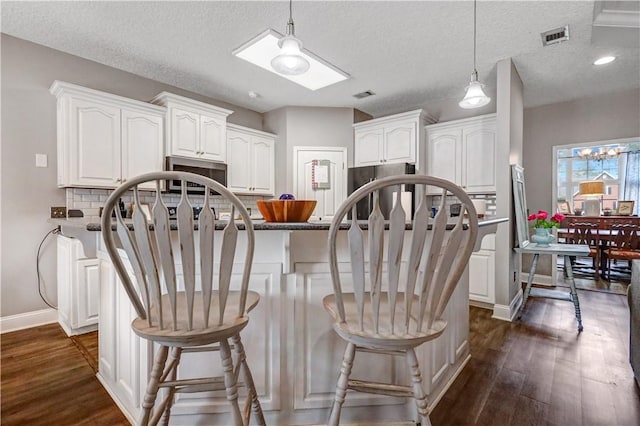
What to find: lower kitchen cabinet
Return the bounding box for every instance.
[57,235,99,336]
[469,234,496,304]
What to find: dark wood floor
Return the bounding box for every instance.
[1,325,128,425]
[2,290,639,425]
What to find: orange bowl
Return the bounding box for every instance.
[256,200,317,223]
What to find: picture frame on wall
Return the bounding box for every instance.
[617,200,635,216]
[557,201,572,215]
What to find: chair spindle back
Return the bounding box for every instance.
[101,171,255,332]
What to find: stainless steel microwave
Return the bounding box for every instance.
[165,156,227,194]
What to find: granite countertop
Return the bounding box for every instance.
[50,216,508,231]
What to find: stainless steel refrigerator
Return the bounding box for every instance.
[347,163,416,220]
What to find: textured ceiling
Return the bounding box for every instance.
[2,1,639,117]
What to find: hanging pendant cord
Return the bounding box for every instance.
[473,0,477,73]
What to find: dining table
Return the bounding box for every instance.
[557,215,640,279]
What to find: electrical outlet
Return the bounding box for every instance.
[50,206,67,219]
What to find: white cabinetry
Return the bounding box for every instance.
[57,235,99,336]
[150,92,233,163]
[469,234,496,304]
[426,114,496,193]
[50,81,164,190]
[226,124,275,195]
[353,109,435,171]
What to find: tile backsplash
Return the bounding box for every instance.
[67,188,269,218]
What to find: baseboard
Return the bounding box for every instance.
[492,289,523,322]
[0,308,57,333]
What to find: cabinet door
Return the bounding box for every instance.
[169,107,199,158]
[121,109,163,190]
[469,250,496,303]
[251,136,275,195]
[427,129,461,192]
[69,98,121,187]
[462,123,496,193]
[75,259,100,328]
[383,121,416,164]
[354,129,383,166]
[226,129,253,193]
[199,113,226,162]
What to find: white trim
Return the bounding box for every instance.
[427,353,471,412]
[492,289,523,322]
[96,374,136,424]
[354,109,436,129]
[0,308,58,334]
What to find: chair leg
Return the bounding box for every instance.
[231,334,266,425]
[220,339,243,426]
[328,342,356,426]
[140,345,169,426]
[158,347,182,426]
[405,348,431,426]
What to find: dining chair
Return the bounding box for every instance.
[323,175,479,426]
[564,218,601,277]
[101,171,265,426]
[603,220,640,281]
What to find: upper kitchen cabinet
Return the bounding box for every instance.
[426,114,497,194]
[50,81,165,190]
[226,124,275,196]
[353,109,435,170]
[150,92,233,163]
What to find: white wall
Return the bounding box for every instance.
[264,106,354,195]
[0,34,263,320]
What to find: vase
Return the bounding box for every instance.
[531,228,554,247]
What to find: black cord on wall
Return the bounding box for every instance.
[36,227,61,310]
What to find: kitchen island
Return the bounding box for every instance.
[53,217,507,425]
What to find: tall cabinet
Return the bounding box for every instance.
[50,81,165,190]
[426,114,497,194]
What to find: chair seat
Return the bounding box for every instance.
[132,291,260,347]
[323,293,447,350]
[607,249,640,261]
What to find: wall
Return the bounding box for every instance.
[264,106,354,194]
[523,88,640,277]
[0,34,263,321]
[494,58,524,320]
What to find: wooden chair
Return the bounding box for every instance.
[324,175,479,426]
[101,171,265,426]
[603,220,640,281]
[563,218,601,277]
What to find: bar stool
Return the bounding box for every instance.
[323,175,479,426]
[101,171,265,426]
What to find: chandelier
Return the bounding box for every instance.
[577,146,622,161]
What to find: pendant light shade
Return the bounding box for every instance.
[459,71,491,109]
[459,0,491,109]
[271,0,309,76]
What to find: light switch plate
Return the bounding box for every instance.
[35,153,48,168]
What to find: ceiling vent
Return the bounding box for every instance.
[541,25,570,46]
[353,90,375,99]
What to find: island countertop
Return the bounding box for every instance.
[50,216,508,231]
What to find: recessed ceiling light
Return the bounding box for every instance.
[248,91,259,99]
[593,56,616,65]
[233,29,349,91]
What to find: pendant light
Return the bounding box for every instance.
[271,0,310,75]
[459,0,491,109]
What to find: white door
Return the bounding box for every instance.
[227,129,252,193]
[199,113,226,162]
[69,98,121,187]
[170,107,199,158]
[384,121,416,164]
[252,136,275,195]
[293,147,347,221]
[121,109,163,190]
